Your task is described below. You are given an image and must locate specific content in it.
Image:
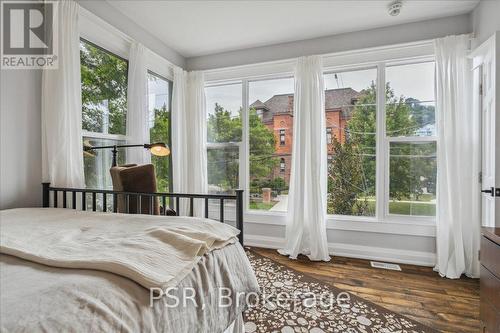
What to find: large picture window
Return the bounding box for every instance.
[385,61,436,216]
[248,77,294,211]
[80,39,128,188]
[204,55,437,223]
[324,68,377,217]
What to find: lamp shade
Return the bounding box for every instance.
[147,143,170,157]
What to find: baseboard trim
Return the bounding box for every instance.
[244,234,436,267]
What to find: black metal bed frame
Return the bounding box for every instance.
[42,183,244,245]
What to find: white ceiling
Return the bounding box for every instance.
[106,0,479,58]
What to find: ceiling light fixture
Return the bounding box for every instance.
[388,0,403,16]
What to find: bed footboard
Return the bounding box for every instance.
[42,183,244,245]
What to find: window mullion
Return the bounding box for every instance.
[241,79,250,212]
[375,63,386,221]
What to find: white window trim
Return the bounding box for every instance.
[384,135,437,224]
[79,7,176,190]
[79,36,130,142]
[82,131,128,141]
[204,41,438,233]
[79,7,174,81]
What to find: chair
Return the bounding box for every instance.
[110,164,175,215]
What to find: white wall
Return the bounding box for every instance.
[471,0,500,48]
[76,0,186,68]
[0,70,42,209]
[187,13,471,70]
[244,223,436,266]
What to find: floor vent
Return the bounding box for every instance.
[370,261,402,271]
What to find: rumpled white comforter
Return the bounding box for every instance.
[0,208,240,290]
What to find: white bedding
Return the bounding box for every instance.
[0,208,240,290]
[0,244,258,333]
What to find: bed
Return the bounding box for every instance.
[0,184,259,333]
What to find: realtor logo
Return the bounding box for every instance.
[1,1,58,69]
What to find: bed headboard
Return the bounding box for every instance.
[42,183,244,245]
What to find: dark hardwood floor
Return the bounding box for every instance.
[249,247,480,333]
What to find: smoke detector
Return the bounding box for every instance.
[388,0,403,16]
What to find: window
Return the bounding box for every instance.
[388,142,436,216]
[279,129,286,146]
[324,68,377,216]
[326,127,332,143]
[80,39,128,135]
[83,137,126,189]
[205,83,242,194]
[147,71,172,193]
[248,77,294,212]
[323,61,436,219]
[280,158,286,173]
[203,52,437,223]
[386,62,436,216]
[80,39,128,188]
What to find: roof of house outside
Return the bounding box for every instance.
[250,88,360,123]
[249,99,268,110]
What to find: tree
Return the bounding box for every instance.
[328,136,369,215]
[80,41,128,135]
[206,103,241,191]
[150,104,171,192]
[328,82,431,215]
[250,177,288,196]
[406,97,435,131]
[81,41,128,188]
[347,82,418,200]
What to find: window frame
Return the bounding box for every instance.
[80,37,130,143]
[382,60,437,223]
[205,80,244,198]
[246,75,295,213]
[147,70,174,194]
[326,127,332,143]
[324,64,379,220]
[322,58,437,225]
[385,138,437,220]
[204,43,437,229]
[79,7,175,189]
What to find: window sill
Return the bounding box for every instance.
[325,218,435,237]
[242,210,436,237]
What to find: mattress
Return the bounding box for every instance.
[0,211,259,333]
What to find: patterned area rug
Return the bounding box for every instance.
[243,250,437,333]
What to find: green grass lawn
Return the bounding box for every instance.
[362,200,435,216]
[250,197,435,216]
[388,201,435,216]
[249,201,277,210]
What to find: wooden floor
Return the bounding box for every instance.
[250,247,480,333]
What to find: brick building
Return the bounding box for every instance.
[250,88,360,183]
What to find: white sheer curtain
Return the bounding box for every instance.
[278,56,330,261]
[434,34,480,279]
[172,68,207,216]
[172,67,188,201]
[126,42,150,165]
[42,0,84,188]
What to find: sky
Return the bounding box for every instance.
[205,61,435,117]
[147,73,170,128]
[147,73,170,110]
